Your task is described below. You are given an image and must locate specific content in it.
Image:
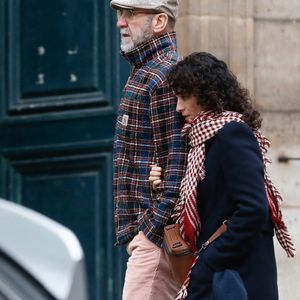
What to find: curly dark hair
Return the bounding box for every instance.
[167,52,262,129]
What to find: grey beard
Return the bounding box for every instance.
[121,31,154,53]
[120,16,154,53]
[120,39,135,53]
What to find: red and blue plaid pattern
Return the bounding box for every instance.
[114,32,187,247]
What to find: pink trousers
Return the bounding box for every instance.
[122,231,179,300]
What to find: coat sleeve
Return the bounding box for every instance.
[200,122,270,277]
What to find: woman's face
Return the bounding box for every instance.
[176,95,204,123]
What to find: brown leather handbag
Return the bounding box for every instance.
[163,221,228,287]
[163,224,195,286]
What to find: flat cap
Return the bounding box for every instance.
[110,0,178,20]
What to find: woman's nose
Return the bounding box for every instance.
[176,100,184,113]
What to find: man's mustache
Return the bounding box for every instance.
[120,29,130,35]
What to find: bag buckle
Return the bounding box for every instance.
[198,241,209,253]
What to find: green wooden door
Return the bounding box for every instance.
[0,1,129,299]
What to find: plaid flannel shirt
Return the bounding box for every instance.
[114,32,187,247]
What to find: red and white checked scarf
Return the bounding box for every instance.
[174,110,295,300]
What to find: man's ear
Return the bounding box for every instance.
[152,13,168,34]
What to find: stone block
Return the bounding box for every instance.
[176,16,229,59]
[231,0,253,18]
[228,17,254,92]
[185,0,228,17]
[266,145,300,208]
[255,0,300,19]
[275,208,300,300]
[261,112,300,146]
[260,112,300,207]
[255,20,300,110]
[178,0,189,16]
[176,16,190,55]
[183,0,253,18]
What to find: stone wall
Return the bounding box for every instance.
[176,1,300,299]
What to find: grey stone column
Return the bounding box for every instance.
[254,1,300,298]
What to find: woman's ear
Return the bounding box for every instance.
[152,13,168,34]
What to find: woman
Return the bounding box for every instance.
[149,52,295,300]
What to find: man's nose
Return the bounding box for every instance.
[117,16,127,28]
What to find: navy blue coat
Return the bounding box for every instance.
[187,121,278,300]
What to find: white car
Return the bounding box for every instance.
[0,198,88,300]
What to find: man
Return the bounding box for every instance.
[110,1,187,299]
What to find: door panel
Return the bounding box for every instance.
[8,0,109,114]
[0,1,129,299]
[20,0,102,97]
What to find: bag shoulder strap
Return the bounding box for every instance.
[199,220,228,252]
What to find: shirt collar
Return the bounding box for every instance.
[121,32,177,68]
